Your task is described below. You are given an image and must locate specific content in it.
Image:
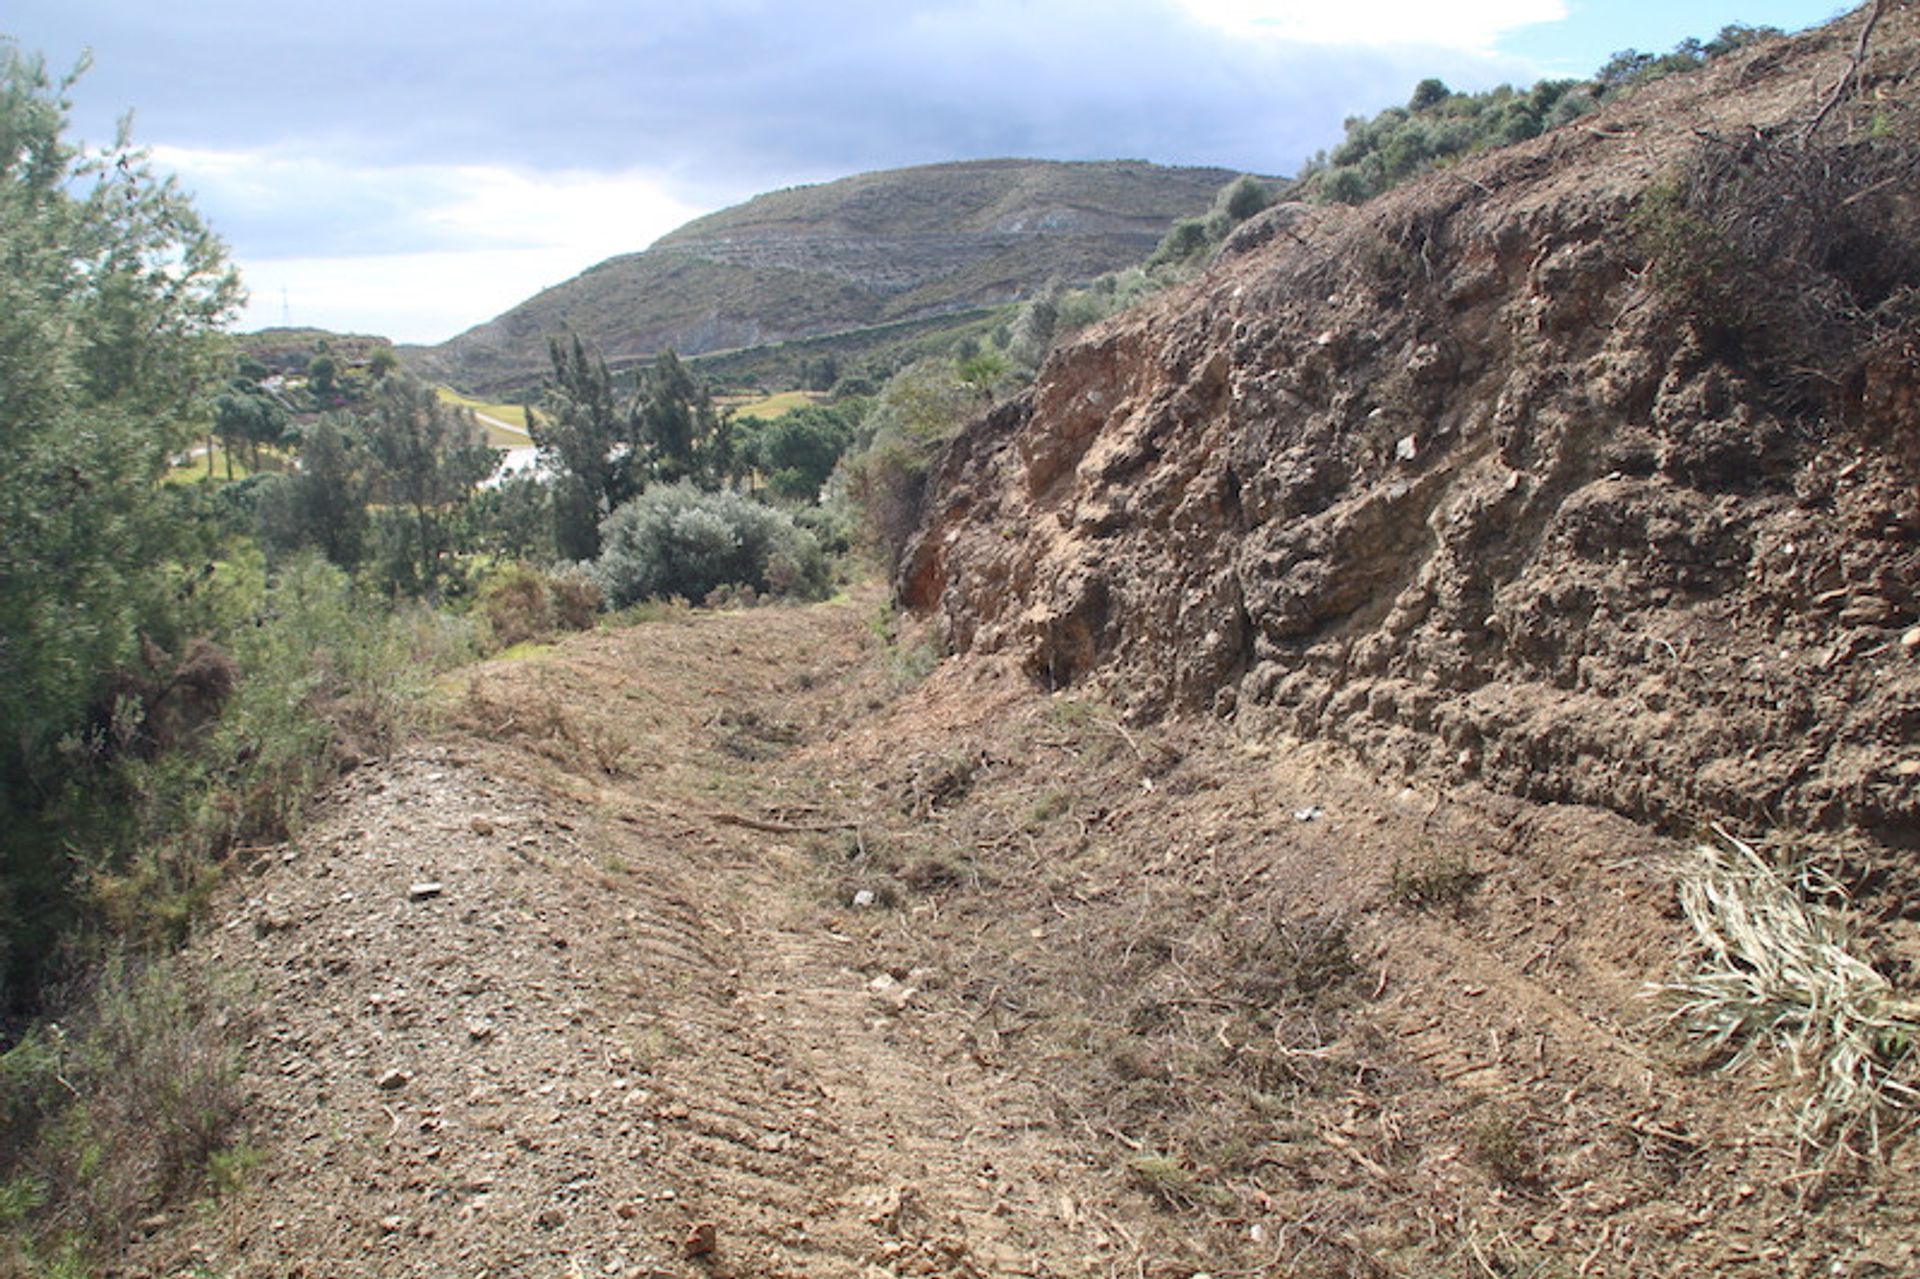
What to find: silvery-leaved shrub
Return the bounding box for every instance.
[592,483,829,608]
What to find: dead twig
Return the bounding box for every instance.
[1107,718,1148,763]
[1320,1126,1402,1188]
[705,810,861,836]
[1801,0,1887,143]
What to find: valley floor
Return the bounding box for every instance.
[121,593,1918,1278]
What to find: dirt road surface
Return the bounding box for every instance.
[123,595,1920,1278]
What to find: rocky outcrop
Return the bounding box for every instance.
[902,6,1920,842]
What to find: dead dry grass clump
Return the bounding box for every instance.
[1657,826,1920,1173]
[709,705,804,761]
[1387,846,1484,914]
[1637,108,1920,432]
[457,675,635,776]
[477,563,602,649]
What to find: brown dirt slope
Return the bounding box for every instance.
[901,5,1920,859]
[123,593,1918,1278]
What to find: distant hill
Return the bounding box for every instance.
[407,159,1262,397]
[235,328,394,376]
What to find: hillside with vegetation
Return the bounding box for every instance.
[905,1,1920,1251]
[1298,23,1785,205]
[408,159,1262,398]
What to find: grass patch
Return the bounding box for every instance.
[1126,1154,1235,1211]
[493,641,556,663]
[866,602,941,690]
[607,597,695,627]
[434,386,538,445]
[0,957,248,1270]
[720,389,824,419]
[206,1142,263,1198]
[1656,827,1920,1173]
[1465,1112,1542,1190]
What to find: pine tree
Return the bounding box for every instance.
[0,44,241,1006]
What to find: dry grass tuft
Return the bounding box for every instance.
[1658,826,1920,1170]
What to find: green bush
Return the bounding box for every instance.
[592,483,829,608]
[1216,173,1276,223]
[830,358,982,571]
[1,956,245,1271]
[1145,216,1214,270]
[5,551,483,1003]
[736,403,859,501]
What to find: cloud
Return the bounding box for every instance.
[235,247,596,346]
[154,145,702,259]
[33,0,1531,181]
[1175,0,1567,53]
[9,0,1565,339]
[152,147,705,343]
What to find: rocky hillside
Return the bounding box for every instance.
[413,159,1254,396]
[903,4,1920,856]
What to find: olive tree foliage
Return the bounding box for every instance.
[1302,24,1784,207]
[835,359,980,570]
[0,46,241,800]
[592,483,828,607]
[995,173,1282,383]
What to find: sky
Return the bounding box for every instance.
[6,1,1858,345]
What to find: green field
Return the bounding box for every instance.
[167,444,257,484]
[721,389,825,420]
[435,386,539,447]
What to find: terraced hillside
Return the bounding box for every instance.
[410,159,1258,397]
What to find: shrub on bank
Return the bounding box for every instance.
[591,484,830,608]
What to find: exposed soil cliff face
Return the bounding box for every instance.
[903,7,1920,848]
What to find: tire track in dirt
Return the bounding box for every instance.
[124,595,1918,1279]
[557,604,1108,1277]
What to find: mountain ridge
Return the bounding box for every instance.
[408,158,1267,396]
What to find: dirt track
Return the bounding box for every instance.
[126,596,1920,1278]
